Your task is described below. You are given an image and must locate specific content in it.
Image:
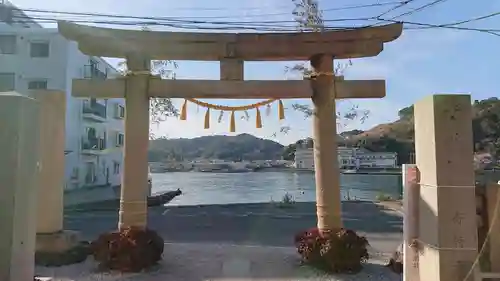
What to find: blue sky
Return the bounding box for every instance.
[10,0,500,144]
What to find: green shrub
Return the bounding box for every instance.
[375,192,393,201]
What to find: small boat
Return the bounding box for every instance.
[148,188,182,207]
[218,168,253,173]
[65,189,182,211]
[64,166,178,211]
[342,169,358,174]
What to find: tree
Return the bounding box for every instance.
[398,105,414,119]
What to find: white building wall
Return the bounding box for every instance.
[0,26,125,190]
[294,148,315,169]
[293,146,398,170]
[103,98,125,186]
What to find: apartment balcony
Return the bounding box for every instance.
[83,64,108,80]
[81,137,107,155]
[82,99,107,122]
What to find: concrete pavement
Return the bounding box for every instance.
[36,243,402,281]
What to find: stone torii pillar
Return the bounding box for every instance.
[119,55,151,230]
[0,92,40,281]
[310,54,342,230]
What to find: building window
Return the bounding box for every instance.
[84,162,96,184]
[115,104,125,119]
[30,41,49,57]
[113,161,120,174]
[0,72,15,91]
[0,35,16,54]
[70,167,79,180]
[28,80,47,90]
[116,132,124,146]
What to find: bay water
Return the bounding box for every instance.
[151,171,402,206]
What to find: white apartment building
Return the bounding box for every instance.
[294,144,398,170]
[0,5,126,190]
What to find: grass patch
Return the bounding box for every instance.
[271,192,296,209]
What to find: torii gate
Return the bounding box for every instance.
[58,21,402,232]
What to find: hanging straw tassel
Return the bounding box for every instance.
[180,99,187,120]
[204,108,210,129]
[278,100,285,120]
[230,111,236,132]
[255,108,262,128]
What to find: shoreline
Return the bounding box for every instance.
[150,167,403,175]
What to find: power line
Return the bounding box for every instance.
[388,0,451,20]
[365,0,416,28]
[10,18,301,31]
[16,11,500,31]
[369,0,451,28]
[11,14,500,37]
[378,18,500,36]
[423,11,500,28]
[376,0,416,19]
[12,14,363,30]
[5,4,500,37]
[5,1,408,21]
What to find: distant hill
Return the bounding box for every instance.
[148,133,285,162]
[282,97,500,164]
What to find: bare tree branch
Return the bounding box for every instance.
[280,0,369,136]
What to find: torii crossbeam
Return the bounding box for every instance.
[71,78,385,100]
[58,21,402,232]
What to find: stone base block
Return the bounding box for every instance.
[35,230,90,267]
[36,230,79,253]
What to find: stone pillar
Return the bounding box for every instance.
[35,91,65,234]
[310,54,342,231]
[0,92,40,281]
[33,90,79,256]
[414,95,478,281]
[119,55,151,230]
[486,183,500,276]
[402,164,420,281]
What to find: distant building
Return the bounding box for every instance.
[294,144,398,170]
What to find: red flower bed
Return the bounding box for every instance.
[91,227,164,272]
[294,227,369,273]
